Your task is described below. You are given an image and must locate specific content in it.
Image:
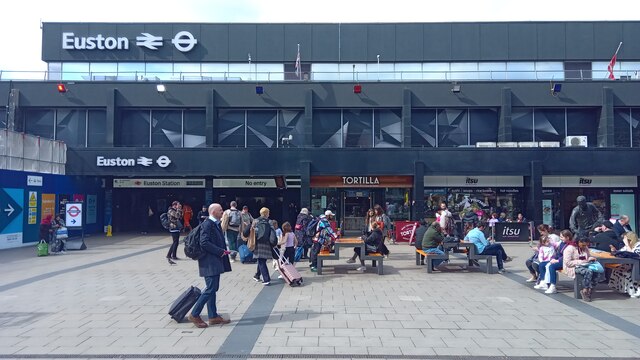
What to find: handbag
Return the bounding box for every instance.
[56,227,69,240]
[365,244,378,253]
[37,240,49,257]
[581,261,604,273]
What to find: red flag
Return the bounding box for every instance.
[608,53,617,80]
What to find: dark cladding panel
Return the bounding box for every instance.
[257,24,285,62]
[537,23,565,60]
[42,23,61,62]
[58,23,89,62]
[341,24,368,62]
[114,24,145,61]
[566,23,594,60]
[508,23,537,60]
[285,24,314,61]
[200,24,229,62]
[451,23,480,61]
[593,22,623,60]
[140,24,174,62]
[424,23,451,61]
[480,23,508,61]
[395,24,423,61]
[368,24,396,62]
[311,24,338,61]
[172,24,206,62]
[622,23,640,59]
[228,24,257,62]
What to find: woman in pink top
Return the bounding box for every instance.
[564,237,598,301]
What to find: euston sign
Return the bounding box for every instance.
[96,155,172,168]
[62,31,198,52]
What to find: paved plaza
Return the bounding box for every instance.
[0,233,639,360]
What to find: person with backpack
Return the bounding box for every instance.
[251,207,277,285]
[310,210,339,273]
[166,201,183,265]
[221,201,242,263]
[294,208,312,260]
[187,203,232,328]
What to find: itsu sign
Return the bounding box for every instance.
[493,222,530,242]
[65,202,83,229]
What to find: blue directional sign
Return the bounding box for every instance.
[0,188,24,233]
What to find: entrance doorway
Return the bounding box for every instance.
[341,190,373,235]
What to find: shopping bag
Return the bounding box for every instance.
[56,227,69,240]
[37,240,49,257]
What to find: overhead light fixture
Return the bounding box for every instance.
[255,85,264,95]
[156,84,166,93]
[56,83,67,93]
[451,83,461,93]
[353,84,362,94]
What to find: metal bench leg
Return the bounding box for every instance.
[317,258,323,275]
[574,273,583,299]
[416,252,421,265]
[486,258,493,274]
[372,260,377,268]
[377,261,384,275]
[427,257,433,273]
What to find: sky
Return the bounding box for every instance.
[1,0,639,72]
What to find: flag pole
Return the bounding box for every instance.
[614,41,623,57]
[297,43,301,80]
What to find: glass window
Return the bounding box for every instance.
[534,109,565,142]
[116,110,150,147]
[90,63,117,80]
[278,110,304,148]
[365,63,395,81]
[614,108,631,148]
[87,110,107,147]
[284,63,311,81]
[145,63,173,81]
[312,110,342,148]
[48,63,62,81]
[511,108,534,142]
[567,108,598,147]
[374,109,402,148]
[311,63,339,81]
[469,109,499,144]
[411,109,436,147]
[506,62,536,80]
[478,62,506,80]
[423,63,449,80]
[174,63,201,80]
[564,62,592,81]
[395,63,422,81]
[201,63,229,81]
[535,62,564,81]
[450,63,479,81]
[256,64,284,81]
[23,109,55,139]
[56,109,86,147]
[228,63,254,81]
[339,63,366,82]
[247,110,278,148]
[151,110,182,147]
[619,62,640,80]
[343,109,373,148]
[117,63,145,80]
[438,109,469,147]
[62,62,90,81]
[633,109,640,147]
[184,110,206,148]
[218,110,245,147]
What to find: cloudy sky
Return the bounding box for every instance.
[1,0,638,72]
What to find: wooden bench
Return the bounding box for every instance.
[316,249,338,275]
[362,252,384,275]
[416,249,449,273]
[465,242,494,274]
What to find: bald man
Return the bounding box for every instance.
[188,203,231,328]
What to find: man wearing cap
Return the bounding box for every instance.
[309,210,339,272]
[592,220,624,252]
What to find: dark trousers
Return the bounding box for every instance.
[191,275,220,318]
[167,231,180,258]
[310,242,321,268]
[526,257,539,276]
[480,243,508,270]
[284,246,295,264]
[255,258,271,282]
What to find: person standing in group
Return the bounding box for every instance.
[187,203,232,328]
[197,205,208,225]
[271,219,282,270]
[251,207,277,285]
[39,214,53,253]
[238,206,254,246]
[280,222,297,264]
[294,208,312,260]
[221,201,242,263]
[166,201,183,265]
[310,210,339,272]
[438,202,454,237]
[182,204,193,233]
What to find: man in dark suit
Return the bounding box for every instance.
[188,203,231,328]
[613,215,633,238]
[592,220,624,252]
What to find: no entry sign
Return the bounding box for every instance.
[65,202,83,229]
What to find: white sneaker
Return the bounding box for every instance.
[545,285,557,294]
[277,275,283,279]
[525,276,537,283]
[356,266,366,272]
[631,289,640,298]
[534,283,548,290]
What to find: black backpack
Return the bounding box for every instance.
[305,217,319,238]
[184,223,205,260]
[256,218,277,247]
[160,213,170,230]
[229,209,241,227]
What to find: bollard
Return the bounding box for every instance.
[106,225,112,237]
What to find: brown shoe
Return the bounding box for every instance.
[208,316,231,325]
[187,314,208,328]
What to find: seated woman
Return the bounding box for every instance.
[347,221,386,272]
[608,231,640,298]
[565,236,599,302]
[536,229,571,294]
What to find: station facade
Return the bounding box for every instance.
[2,21,640,236]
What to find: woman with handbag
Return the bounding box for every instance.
[608,231,640,298]
[565,236,599,302]
[346,221,384,272]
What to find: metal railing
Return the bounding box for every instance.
[0,129,66,174]
[1,69,638,82]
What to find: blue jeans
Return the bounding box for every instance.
[424,247,446,268]
[255,258,271,283]
[537,261,550,282]
[191,275,220,318]
[480,244,507,270]
[546,262,563,285]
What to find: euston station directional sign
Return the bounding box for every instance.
[65,202,83,229]
[0,188,23,233]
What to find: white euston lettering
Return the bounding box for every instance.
[62,32,129,50]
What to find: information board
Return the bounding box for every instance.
[65,202,83,229]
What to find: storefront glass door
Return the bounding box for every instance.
[342,190,372,235]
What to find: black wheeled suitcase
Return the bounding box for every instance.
[168,286,201,323]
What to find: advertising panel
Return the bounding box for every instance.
[0,188,24,249]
